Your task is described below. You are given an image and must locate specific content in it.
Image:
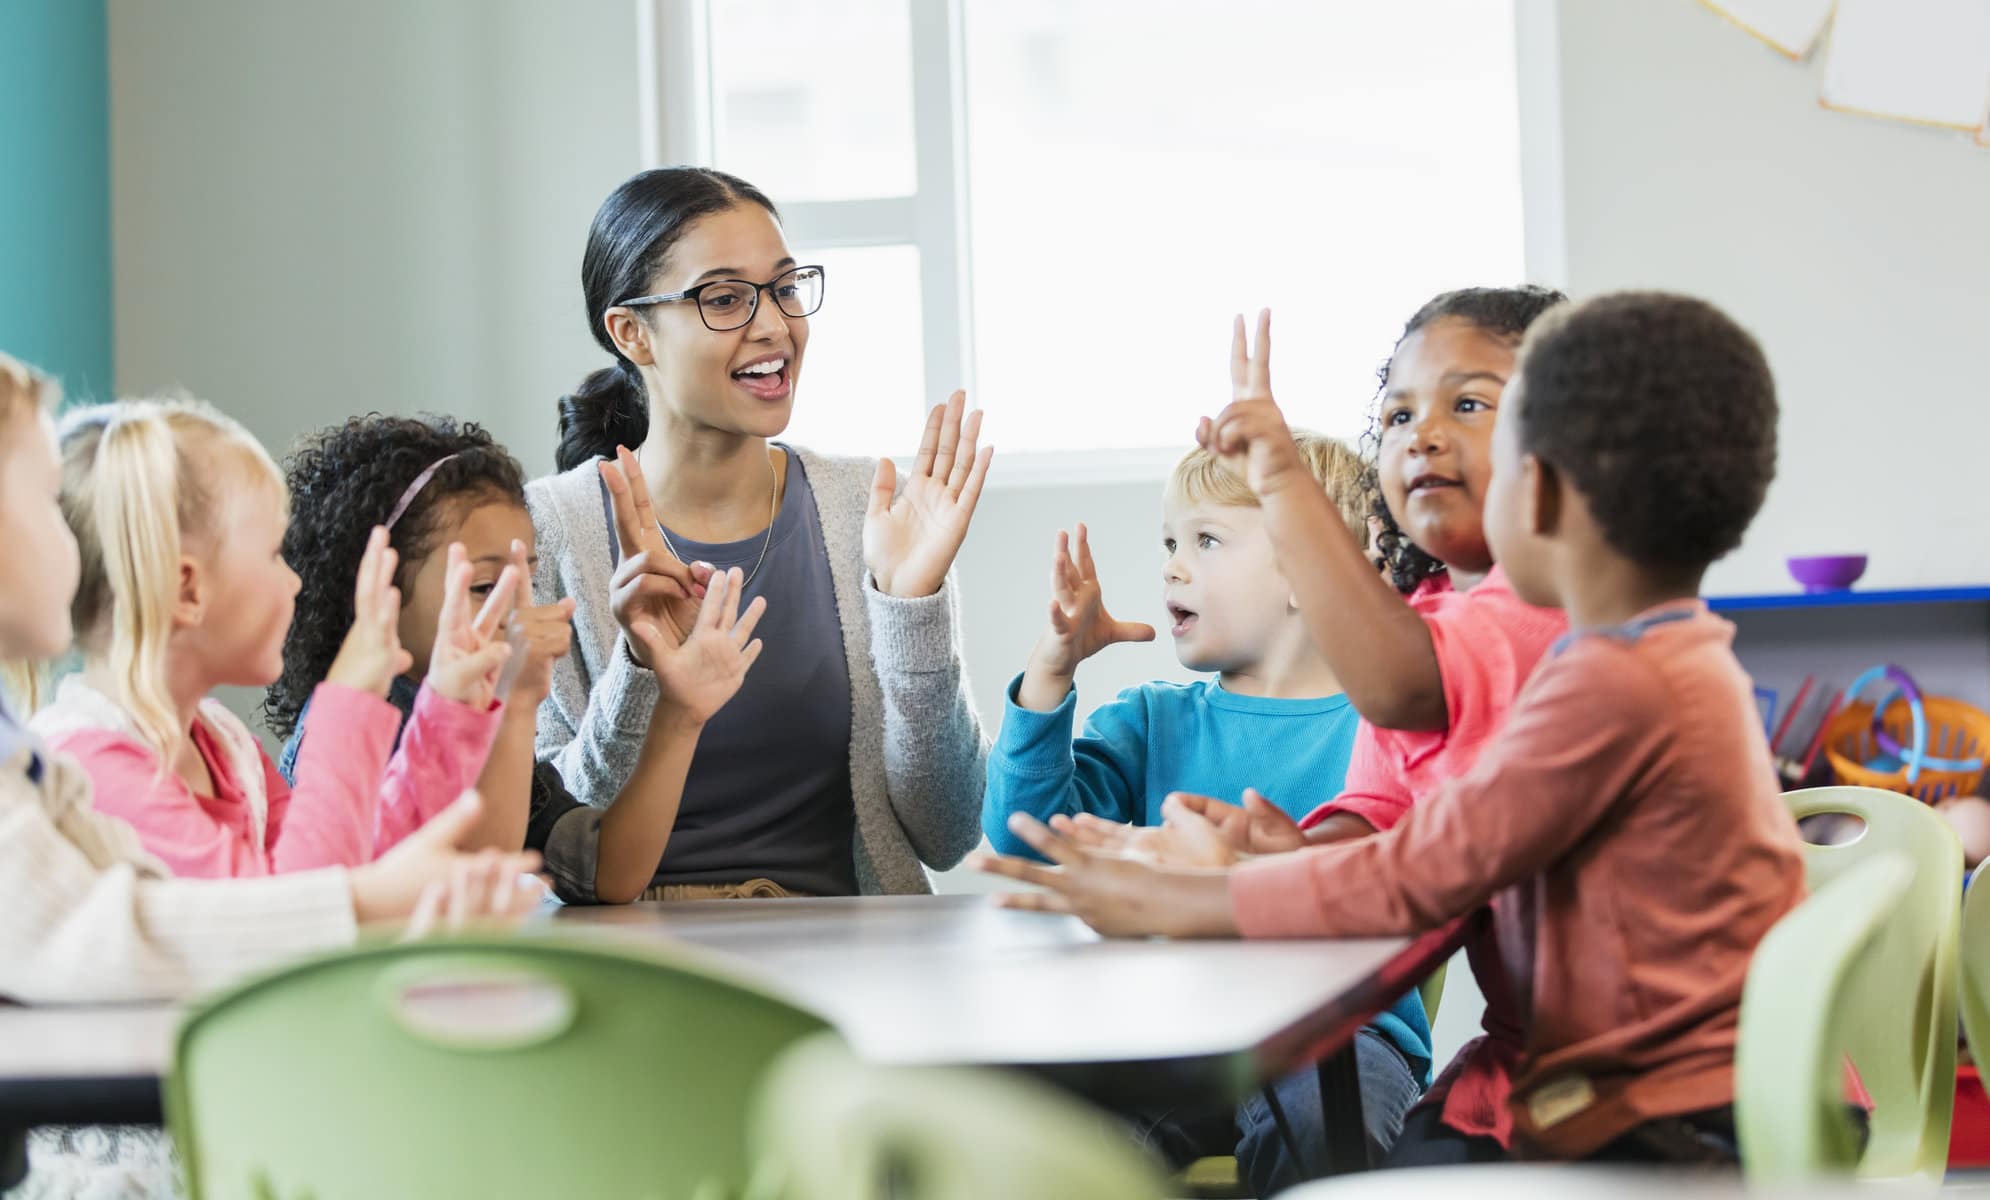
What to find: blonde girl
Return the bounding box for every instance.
[30,397,517,878]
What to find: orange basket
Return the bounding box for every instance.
[1826,692,1990,803]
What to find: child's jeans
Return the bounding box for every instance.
[1134,1028,1427,1196]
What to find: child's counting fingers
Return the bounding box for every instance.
[471,566,520,638]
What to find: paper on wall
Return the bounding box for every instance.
[1822,0,1990,132]
[1699,0,1837,59]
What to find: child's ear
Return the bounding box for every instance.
[173,556,206,629]
[1525,454,1562,538]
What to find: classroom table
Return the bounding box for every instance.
[0,895,1465,1181]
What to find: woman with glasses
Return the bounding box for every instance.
[525,167,992,901]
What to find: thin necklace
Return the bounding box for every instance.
[656,448,780,589]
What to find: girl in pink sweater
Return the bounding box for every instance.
[30,397,515,879]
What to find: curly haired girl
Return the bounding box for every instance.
[272,415,764,903]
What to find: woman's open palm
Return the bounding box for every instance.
[864,391,994,598]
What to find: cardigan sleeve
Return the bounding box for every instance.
[864,567,989,870]
[528,473,663,809]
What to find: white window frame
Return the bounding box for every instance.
[637,0,1562,488]
[637,0,987,459]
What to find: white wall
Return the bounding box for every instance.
[109,0,640,478]
[1544,1,1990,596]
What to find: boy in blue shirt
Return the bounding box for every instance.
[982,433,1429,1189]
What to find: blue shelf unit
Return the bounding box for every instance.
[1705,586,1990,614]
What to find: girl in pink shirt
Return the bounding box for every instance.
[30,397,515,879]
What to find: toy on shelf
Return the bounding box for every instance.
[1786,553,1867,593]
[1823,664,1990,804]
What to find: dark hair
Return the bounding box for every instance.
[1514,291,1776,571]
[1360,284,1568,593]
[264,414,527,737]
[555,167,781,472]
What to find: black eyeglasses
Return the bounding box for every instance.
[615,264,826,332]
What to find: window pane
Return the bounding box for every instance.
[712,0,918,201]
[782,243,927,456]
[964,0,1525,453]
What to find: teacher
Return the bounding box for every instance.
[527,166,991,900]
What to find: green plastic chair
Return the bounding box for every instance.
[1736,851,1912,1181]
[1956,861,1990,1105]
[749,1033,1167,1200]
[1778,785,1963,1182]
[166,933,837,1199]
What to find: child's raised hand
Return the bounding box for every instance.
[1032,524,1154,680]
[497,540,575,707]
[426,543,518,709]
[641,565,768,729]
[326,526,415,697]
[1198,309,1308,499]
[600,445,712,669]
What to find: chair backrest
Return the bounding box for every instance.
[1418,962,1448,1027]
[1782,785,1963,1180]
[1736,851,1910,1181]
[1958,863,1990,1108]
[749,1033,1167,1200]
[167,933,837,1200]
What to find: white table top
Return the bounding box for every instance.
[0,894,1451,1125]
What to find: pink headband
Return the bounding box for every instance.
[383,454,460,531]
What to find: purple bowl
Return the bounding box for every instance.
[1786,554,1867,593]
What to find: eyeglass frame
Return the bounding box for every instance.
[613,264,827,332]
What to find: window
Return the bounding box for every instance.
[644,0,1524,468]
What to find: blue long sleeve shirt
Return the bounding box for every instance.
[983,674,1430,1074]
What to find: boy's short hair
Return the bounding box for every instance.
[0,352,59,424]
[1515,291,1776,570]
[1169,430,1368,539]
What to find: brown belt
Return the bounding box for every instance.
[640,878,806,902]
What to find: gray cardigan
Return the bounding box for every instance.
[525,449,988,895]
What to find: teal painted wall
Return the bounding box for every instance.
[0,0,112,403]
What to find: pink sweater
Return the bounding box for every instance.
[33,678,501,878]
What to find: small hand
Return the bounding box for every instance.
[1049,802,1243,870]
[640,566,768,729]
[425,543,519,708]
[1196,310,1308,498]
[1034,524,1155,678]
[864,391,995,598]
[1168,789,1307,856]
[497,540,575,707]
[601,445,712,668]
[326,526,415,696]
[350,790,544,926]
[967,814,1239,938]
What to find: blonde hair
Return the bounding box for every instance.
[57,397,286,763]
[1168,430,1369,539]
[0,354,62,711]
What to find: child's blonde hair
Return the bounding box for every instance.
[0,354,61,711]
[1168,430,1369,539]
[57,397,286,763]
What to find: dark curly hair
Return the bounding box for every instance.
[1514,291,1776,570]
[1360,285,1568,593]
[263,414,527,737]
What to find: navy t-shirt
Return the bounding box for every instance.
[607,448,858,896]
